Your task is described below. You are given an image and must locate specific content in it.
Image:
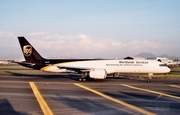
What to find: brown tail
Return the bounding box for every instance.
[18,37,45,62]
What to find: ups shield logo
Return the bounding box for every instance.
[23,45,32,57]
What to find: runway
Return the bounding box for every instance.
[0,65,180,115]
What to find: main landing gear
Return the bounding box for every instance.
[147,73,153,83]
[79,72,89,82]
[79,78,86,81]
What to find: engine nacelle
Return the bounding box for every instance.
[89,69,107,79]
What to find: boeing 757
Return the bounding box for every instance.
[17,37,170,82]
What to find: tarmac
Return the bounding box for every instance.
[0,64,180,115]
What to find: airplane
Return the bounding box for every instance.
[0,61,4,65]
[17,36,170,82]
[0,60,11,64]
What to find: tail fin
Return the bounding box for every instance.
[18,37,45,62]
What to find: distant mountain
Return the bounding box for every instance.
[136,53,157,58]
[136,52,180,60]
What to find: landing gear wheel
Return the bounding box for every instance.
[147,73,153,83]
[79,78,87,81]
[79,78,82,81]
[82,78,86,81]
[147,79,151,83]
[79,72,89,82]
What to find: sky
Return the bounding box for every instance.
[0,0,180,60]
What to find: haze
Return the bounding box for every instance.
[0,0,180,59]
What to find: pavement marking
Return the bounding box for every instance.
[170,85,180,89]
[121,84,180,100]
[74,83,155,115]
[29,82,53,115]
[0,80,29,83]
[0,80,73,84]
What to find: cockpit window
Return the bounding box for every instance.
[159,64,167,67]
[157,59,162,62]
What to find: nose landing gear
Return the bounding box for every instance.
[147,73,153,83]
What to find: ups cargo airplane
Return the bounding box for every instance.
[17,37,170,82]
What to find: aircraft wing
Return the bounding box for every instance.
[57,66,92,73]
[57,65,108,80]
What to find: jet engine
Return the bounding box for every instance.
[89,69,107,79]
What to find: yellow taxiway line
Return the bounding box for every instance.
[121,84,180,100]
[29,82,53,115]
[169,85,180,89]
[74,83,155,115]
[0,80,73,85]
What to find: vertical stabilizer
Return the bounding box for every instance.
[18,37,44,62]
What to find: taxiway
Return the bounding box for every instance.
[0,65,180,115]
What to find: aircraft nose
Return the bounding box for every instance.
[166,67,171,73]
